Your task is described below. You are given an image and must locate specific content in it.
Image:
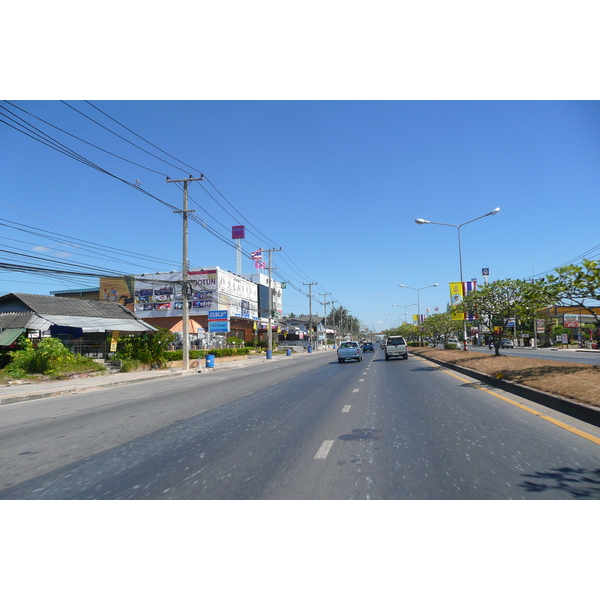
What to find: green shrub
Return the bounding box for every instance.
[119,359,142,373]
[162,347,251,361]
[7,337,105,378]
[116,328,175,366]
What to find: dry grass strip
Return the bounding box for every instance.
[410,347,600,409]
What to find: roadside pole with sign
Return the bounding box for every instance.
[208,310,230,342]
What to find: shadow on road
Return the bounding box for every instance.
[338,428,384,441]
[519,467,600,498]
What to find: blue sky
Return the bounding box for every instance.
[2,100,600,330]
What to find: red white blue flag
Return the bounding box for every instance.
[250,248,263,261]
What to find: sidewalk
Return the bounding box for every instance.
[0,349,329,406]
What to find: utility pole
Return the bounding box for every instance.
[266,248,282,358]
[167,174,204,371]
[303,282,317,350]
[320,292,330,350]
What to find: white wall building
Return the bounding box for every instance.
[133,268,259,320]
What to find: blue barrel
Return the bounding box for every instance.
[308,346,313,353]
[205,354,215,368]
[266,349,273,359]
[286,348,292,356]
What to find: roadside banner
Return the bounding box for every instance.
[449,282,464,320]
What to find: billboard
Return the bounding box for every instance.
[134,270,218,318]
[232,225,245,239]
[133,269,258,320]
[100,276,135,311]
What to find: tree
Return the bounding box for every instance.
[328,305,361,339]
[421,312,459,348]
[456,279,556,355]
[545,259,600,324]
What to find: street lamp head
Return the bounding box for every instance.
[433,283,439,287]
[415,218,429,225]
[490,207,500,215]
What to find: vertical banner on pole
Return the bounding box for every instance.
[449,282,464,320]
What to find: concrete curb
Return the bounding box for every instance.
[412,352,600,428]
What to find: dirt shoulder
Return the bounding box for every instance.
[409,347,600,410]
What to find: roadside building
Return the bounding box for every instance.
[539,305,600,345]
[279,315,326,349]
[0,292,156,359]
[130,268,260,344]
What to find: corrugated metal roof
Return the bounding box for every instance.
[0,328,26,346]
[0,293,138,319]
[0,295,156,333]
[0,312,52,330]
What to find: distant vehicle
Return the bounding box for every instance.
[337,341,363,363]
[447,337,459,345]
[385,335,408,360]
[501,338,514,348]
[362,342,374,352]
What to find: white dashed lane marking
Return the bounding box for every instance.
[314,440,335,459]
[353,389,359,393]
[342,405,351,413]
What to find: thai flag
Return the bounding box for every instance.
[250,248,263,261]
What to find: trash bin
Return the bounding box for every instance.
[205,354,215,368]
[286,348,292,356]
[266,350,272,359]
[308,346,313,353]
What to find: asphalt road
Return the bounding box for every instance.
[2,347,600,499]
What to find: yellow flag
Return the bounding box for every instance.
[449,282,465,321]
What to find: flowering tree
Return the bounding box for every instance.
[545,259,600,324]
[456,279,556,355]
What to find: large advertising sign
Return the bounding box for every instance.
[100,276,135,311]
[232,225,245,239]
[133,269,258,320]
[134,270,218,318]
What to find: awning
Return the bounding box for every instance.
[170,319,204,334]
[39,314,156,333]
[0,328,26,346]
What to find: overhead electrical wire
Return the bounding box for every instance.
[1,101,331,304]
[64,101,324,287]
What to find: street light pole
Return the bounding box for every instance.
[415,207,500,350]
[392,303,417,324]
[398,284,438,344]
